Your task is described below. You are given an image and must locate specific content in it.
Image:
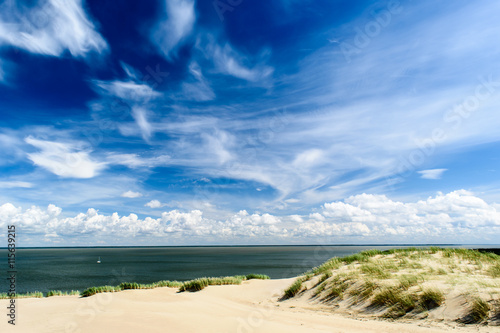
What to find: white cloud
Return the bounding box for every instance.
[106,153,171,168]
[0,0,107,57]
[25,136,106,178]
[296,190,500,239]
[93,80,161,102]
[293,149,325,169]
[121,191,143,198]
[152,0,196,58]
[91,72,162,144]
[418,168,448,180]
[131,107,153,142]
[208,41,273,82]
[0,181,33,188]
[145,200,165,208]
[201,130,234,164]
[1,190,499,244]
[180,62,215,101]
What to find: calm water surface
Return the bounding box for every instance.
[1,245,498,293]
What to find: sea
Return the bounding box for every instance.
[1,245,499,293]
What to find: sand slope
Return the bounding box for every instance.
[1,278,495,333]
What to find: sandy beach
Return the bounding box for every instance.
[1,277,496,333]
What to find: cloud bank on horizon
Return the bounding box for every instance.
[1,0,500,245]
[0,190,499,246]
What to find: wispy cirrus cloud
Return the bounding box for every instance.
[0,0,107,57]
[201,36,274,83]
[93,80,161,102]
[106,153,171,169]
[0,181,33,188]
[151,0,196,58]
[180,62,215,101]
[90,67,162,143]
[25,136,106,179]
[418,169,448,180]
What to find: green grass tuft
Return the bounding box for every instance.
[463,297,490,323]
[245,274,270,280]
[360,263,391,279]
[284,277,305,298]
[81,286,120,297]
[46,290,80,297]
[398,275,420,290]
[372,286,416,317]
[488,263,500,278]
[418,288,445,310]
[178,275,260,292]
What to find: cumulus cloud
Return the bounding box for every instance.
[152,0,196,58]
[121,191,143,198]
[1,190,499,244]
[294,190,500,239]
[418,168,448,180]
[145,200,165,208]
[25,136,106,178]
[0,0,107,57]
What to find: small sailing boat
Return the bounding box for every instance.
[97,256,101,264]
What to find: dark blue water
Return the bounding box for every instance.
[1,245,498,293]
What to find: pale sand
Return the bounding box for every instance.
[0,278,496,333]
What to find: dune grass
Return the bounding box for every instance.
[284,277,306,298]
[0,291,45,299]
[245,273,271,280]
[47,290,80,297]
[81,285,122,297]
[467,297,491,323]
[488,263,500,278]
[179,274,271,292]
[80,274,270,297]
[0,273,270,299]
[179,276,245,292]
[285,247,500,324]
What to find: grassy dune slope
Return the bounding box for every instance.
[283,248,500,326]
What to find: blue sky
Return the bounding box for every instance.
[1,0,500,246]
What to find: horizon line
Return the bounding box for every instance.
[2,243,500,250]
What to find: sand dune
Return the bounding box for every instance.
[0,277,494,333]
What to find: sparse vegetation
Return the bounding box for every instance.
[179,276,244,292]
[0,291,45,299]
[283,247,500,325]
[1,273,270,299]
[319,272,332,283]
[418,288,445,310]
[398,274,420,290]
[81,285,121,297]
[245,274,270,280]
[47,290,80,297]
[284,277,306,298]
[360,263,390,279]
[462,297,491,323]
[488,263,500,278]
